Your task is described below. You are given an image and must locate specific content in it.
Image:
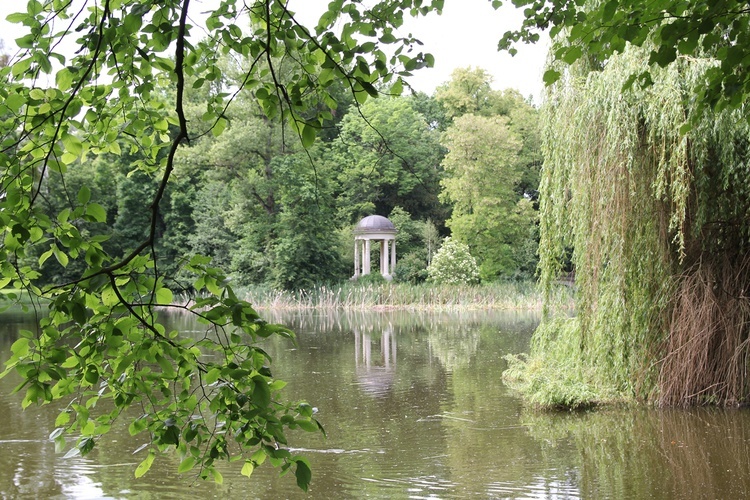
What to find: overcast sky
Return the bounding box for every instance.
[0,0,548,99]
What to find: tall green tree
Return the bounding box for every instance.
[270,153,346,290]
[436,67,542,198]
[0,0,444,487]
[440,113,536,280]
[331,96,446,224]
[511,44,750,408]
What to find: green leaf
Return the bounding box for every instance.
[135,450,155,478]
[562,46,582,65]
[361,81,379,97]
[252,378,271,407]
[601,0,618,23]
[543,69,561,85]
[10,337,30,357]
[301,123,316,148]
[390,78,403,96]
[178,456,197,473]
[55,411,71,427]
[205,367,221,385]
[251,448,267,465]
[156,355,176,377]
[77,186,91,205]
[241,460,255,477]
[294,459,312,492]
[62,134,83,156]
[160,424,180,446]
[129,418,148,436]
[155,287,173,305]
[295,419,319,432]
[212,116,227,137]
[6,12,29,24]
[123,14,142,34]
[53,246,69,268]
[6,92,25,113]
[85,203,107,223]
[27,0,43,15]
[56,68,74,91]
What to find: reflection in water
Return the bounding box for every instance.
[522,408,750,499]
[427,320,480,373]
[2,309,750,498]
[354,323,397,398]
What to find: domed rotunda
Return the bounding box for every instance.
[353,215,397,280]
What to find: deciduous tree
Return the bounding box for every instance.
[331,96,445,223]
[440,113,536,280]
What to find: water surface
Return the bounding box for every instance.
[1,309,749,499]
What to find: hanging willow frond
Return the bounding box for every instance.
[529,43,750,407]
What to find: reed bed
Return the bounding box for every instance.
[234,282,570,311]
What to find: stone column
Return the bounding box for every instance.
[361,240,366,276]
[383,237,390,276]
[354,237,360,278]
[364,238,371,275]
[390,239,396,274]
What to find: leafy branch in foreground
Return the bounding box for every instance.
[0,0,442,488]
[499,0,750,117]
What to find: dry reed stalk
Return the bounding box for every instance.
[659,256,750,406]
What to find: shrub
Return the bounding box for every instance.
[427,237,480,285]
[394,251,428,284]
[355,272,388,286]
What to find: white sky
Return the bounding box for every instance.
[0,0,548,99]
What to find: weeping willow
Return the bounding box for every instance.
[511,45,750,407]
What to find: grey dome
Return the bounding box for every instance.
[354,215,397,234]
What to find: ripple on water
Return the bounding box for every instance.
[360,475,458,499]
[486,478,581,499]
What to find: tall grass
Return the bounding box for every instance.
[235,281,571,311]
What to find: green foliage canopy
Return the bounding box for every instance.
[502,0,750,115]
[440,113,537,280]
[331,96,445,223]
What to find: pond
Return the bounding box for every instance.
[1,309,750,499]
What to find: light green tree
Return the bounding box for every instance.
[434,66,501,118]
[440,113,537,280]
[511,44,750,408]
[494,0,750,409]
[436,67,542,198]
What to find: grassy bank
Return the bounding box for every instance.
[236,281,572,311]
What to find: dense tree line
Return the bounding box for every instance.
[29,64,541,291]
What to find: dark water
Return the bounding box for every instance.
[1,309,750,499]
